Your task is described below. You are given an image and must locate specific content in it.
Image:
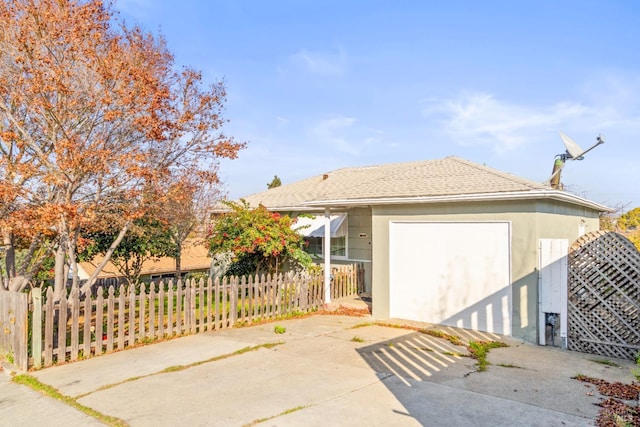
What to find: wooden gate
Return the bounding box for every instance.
[567,231,640,360]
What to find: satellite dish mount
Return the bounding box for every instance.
[548,132,605,189]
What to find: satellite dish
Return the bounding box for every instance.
[548,131,605,189]
[559,131,585,160]
[559,131,605,161]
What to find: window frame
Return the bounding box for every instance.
[302,215,348,260]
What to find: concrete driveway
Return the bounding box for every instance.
[6,315,639,426]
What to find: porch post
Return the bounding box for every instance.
[323,207,331,304]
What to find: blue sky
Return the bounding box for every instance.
[116,0,640,209]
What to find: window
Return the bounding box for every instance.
[297,213,348,259]
[306,237,323,256]
[330,236,346,257]
[305,235,346,258]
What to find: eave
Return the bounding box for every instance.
[300,190,612,213]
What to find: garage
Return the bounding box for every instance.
[389,221,512,335]
[242,156,608,342]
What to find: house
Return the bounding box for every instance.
[77,239,211,285]
[240,156,610,343]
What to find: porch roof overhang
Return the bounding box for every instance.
[295,214,347,238]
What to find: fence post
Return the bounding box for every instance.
[220,277,227,328]
[31,288,42,369]
[0,291,29,371]
[57,294,68,363]
[230,276,238,327]
[44,287,54,366]
[184,280,191,332]
[206,277,213,332]
[15,292,28,371]
[190,280,197,334]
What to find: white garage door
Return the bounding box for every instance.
[389,221,511,335]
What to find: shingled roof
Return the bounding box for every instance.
[240,156,608,211]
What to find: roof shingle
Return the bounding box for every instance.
[241,156,551,209]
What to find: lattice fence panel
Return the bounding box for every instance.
[567,231,640,360]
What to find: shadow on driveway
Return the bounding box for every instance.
[354,325,618,426]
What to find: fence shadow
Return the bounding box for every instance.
[356,326,502,424]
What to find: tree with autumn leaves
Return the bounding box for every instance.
[600,207,640,251]
[208,201,312,277]
[0,0,243,297]
[615,207,640,250]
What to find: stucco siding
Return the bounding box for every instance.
[345,207,372,292]
[346,207,373,261]
[371,200,600,342]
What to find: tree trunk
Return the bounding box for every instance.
[53,242,66,301]
[2,229,15,290]
[175,243,182,280]
[80,220,132,294]
[8,275,29,292]
[68,227,80,289]
[3,230,48,293]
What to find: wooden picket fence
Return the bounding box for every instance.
[13,263,363,369]
[30,274,319,368]
[331,263,366,300]
[0,290,28,370]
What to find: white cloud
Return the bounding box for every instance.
[310,116,360,155]
[290,47,347,76]
[308,116,388,158]
[423,84,640,155]
[423,93,588,153]
[275,116,289,128]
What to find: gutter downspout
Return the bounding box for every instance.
[324,207,331,304]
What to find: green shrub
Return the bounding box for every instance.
[633,352,640,381]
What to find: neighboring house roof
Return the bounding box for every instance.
[78,239,211,280]
[240,156,610,212]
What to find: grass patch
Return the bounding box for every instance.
[372,322,416,330]
[467,340,508,372]
[497,362,524,369]
[355,322,471,352]
[161,342,283,374]
[442,351,465,357]
[351,336,365,343]
[243,405,310,426]
[12,374,128,427]
[274,325,286,334]
[367,321,465,347]
[590,358,620,368]
[318,306,371,317]
[420,328,464,346]
[348,322,374,329]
